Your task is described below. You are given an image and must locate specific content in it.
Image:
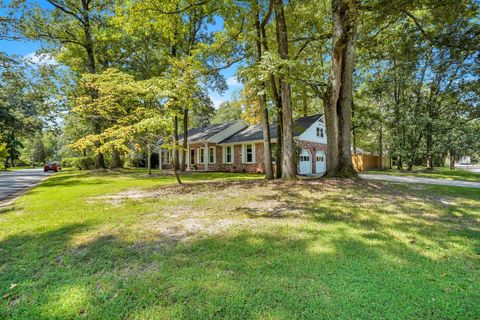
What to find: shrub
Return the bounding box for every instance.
[62,156,95,170]
[15,159,31,167]
[61,158,77,168]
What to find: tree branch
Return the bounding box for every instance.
[46,0,86,26]
[148,1,210,15]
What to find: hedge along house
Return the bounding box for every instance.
[158,115,328,175]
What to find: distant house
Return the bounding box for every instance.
[459,156,472,165]
[159,115,328,175]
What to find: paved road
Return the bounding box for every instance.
[360,174,480,189]
[457,165,480,173]
[0,169,54,201]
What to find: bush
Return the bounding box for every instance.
[61,158,77,168]
[75,157,95,170]
[15,159,31,167]
[62,156,95,170]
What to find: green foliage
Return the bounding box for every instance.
[60,156,95,170]
[29,138,47,166]
[353,0,479,168]
[74,156,95,170]
[212,100,244,124]
[60,157,77,168]
[0,141,8,169]
[3,0,478,174]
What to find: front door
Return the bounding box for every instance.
[298,149,312,175]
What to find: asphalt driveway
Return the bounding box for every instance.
[0,168,54,202]
[360,173,480,189]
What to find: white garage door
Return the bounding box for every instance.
[298,149,312,175]
[316,151,326,175]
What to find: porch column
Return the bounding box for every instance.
[158,147,162,171]
[186,144,190,171]
[204,142,209,171]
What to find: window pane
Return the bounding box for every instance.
[210,147,215,163]
[226,146,232,163]
[246,144,253,162]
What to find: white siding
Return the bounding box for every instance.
[298,118,327,144]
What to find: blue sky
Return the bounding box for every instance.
[0,0,242,108]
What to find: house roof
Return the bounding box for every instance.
[218,123,278,144]
[219,114,323,144]
[182,120,242,142]
[157,120,243,145]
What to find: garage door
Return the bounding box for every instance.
[298,149,312,175]
[316,151,326,175]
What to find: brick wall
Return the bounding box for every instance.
[182,142,268,173]
[163,139,327,175]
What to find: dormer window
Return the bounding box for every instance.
[316,127,324,138]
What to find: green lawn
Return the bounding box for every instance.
[366,166,480,182]
[1,170,479,319]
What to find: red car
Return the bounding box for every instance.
[44,163,61,172]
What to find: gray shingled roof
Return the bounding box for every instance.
[158,120,241,145]
[183,121,240,142]
[218,124,278,144]
[219,114,323,144]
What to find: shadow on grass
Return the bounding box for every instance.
[1,177,479,319]
[1,208,479,319]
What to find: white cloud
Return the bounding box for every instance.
[24,52,57,66]
[211,96,226,109]
[226,76,241,87]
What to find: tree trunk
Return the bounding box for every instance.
[147,144,152,175]
[111,148,123,169]
[449,152,455,170]
[275,108,283,178]
[426,123,433,170]
[81,0,96,75]
[302,87,308,117]
[260,12,282,179]
[397,155,402,170]
[352,102,357,155]
[93,130,106,169]
[407,160,414,171]
[325,0,358,178]
[274,0,296,179]
[94,151,105,170]
[323,91,339,173]
[173,115,179,171]
[378,126,383,157]
[254,0,273,180]
[81,0,105,169]
[181,108,188,172]
[172,153,182,184]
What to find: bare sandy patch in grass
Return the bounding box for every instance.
[86,178,480,246]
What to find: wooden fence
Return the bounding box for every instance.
[352,155,390,172]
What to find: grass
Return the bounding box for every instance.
[366,166,480,182]
[0,169,479,319]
